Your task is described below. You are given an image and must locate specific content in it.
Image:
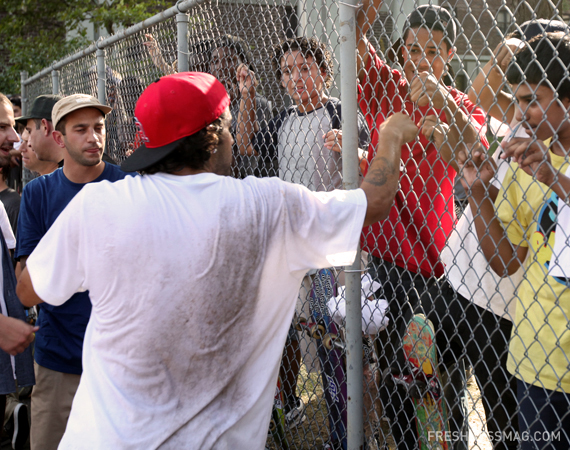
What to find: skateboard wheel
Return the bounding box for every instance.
[268,419,276,432]
[323,333,337,350]
[310,323,326,339]
[295,317,307,331]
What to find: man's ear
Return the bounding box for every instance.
[52,130,66,149]
[448,45,456,60]
[41,118,51,137]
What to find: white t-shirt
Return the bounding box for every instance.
[26,173,367,450]
[276,103,347,191]
[0,201,16,377]
[0,201,15,250]
[442,134,525,321]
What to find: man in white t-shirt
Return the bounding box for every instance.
[16,72,419,450]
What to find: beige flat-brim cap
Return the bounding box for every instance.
[52,94,113,128]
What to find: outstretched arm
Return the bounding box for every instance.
[468,40,521,123]
[144,34,177,76]
[361,113,417,226]
[235,64,259,157]
[356,0,383,84]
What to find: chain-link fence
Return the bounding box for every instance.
[18,0,570,448]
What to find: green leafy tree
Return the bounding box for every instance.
[0,0,175,94]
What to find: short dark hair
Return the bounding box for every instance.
[505,19,570,42]
[519,19,570,41]
[506,32,570,101]
[55,117,67,135]
[8,95,21,109]
[214,35,254,70]
[140,112,227,175]
[402,5,456,52]
[273,37,334,89]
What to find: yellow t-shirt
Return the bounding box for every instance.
[496,151,570,392]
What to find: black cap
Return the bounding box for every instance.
[403,5,457,48]
[15,94,63,126]
[519,19,570,41]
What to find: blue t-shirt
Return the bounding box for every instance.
[16,163,134,374]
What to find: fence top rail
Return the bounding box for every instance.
[22,0,203,86]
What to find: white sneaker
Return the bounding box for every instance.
[284,397,306,427]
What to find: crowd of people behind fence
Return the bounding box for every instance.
[0,2,569,450]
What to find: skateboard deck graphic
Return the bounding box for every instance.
[307,268,347,450]
[269,378,289,449]
[402,314,449,450]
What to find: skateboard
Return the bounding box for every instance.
[268,377,289,449]
[268,377,289,450]
[323,332,384,448]
[297,268,347,450]
[401,313,449,450]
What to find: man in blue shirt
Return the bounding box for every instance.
[16,94,134,450]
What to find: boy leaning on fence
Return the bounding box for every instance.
[462,32,570,450]
[355,1,488,448]
[424,21,570,450]
[236,35,370,428]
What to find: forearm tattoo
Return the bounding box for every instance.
[364,157,396,187]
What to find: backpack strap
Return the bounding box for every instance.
[325,98,342,130]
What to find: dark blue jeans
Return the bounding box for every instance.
[517,379,570,450]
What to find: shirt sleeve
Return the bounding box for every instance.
[15,183,43,259]
[26,192,86,306]
[0,202,15,249]
[266,180,367,272]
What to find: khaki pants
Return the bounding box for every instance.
[30,363,80,450]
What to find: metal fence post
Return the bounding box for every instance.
[339,0,364,449]
[52,70,60,96]
[176,13,190,72]
[96,48,106,105]
[20,71,28,116]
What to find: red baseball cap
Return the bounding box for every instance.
[121,72,230,172]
